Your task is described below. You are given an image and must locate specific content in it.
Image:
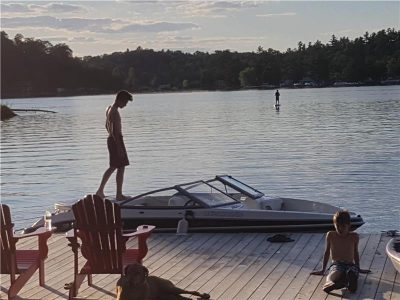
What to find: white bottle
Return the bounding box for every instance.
[44,211,52,230]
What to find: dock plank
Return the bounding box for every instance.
[194,233,261,295]
[249,234,312,300]
[207,234,266,299]
[232,234,300,300]
[392,272,400,300]
[274,233,325,300]
[219,235,283,299]
[342,233,383,300]
[177,233,243,290]
[356,234,392,299]
[0,232,398,300]
[375,249,398,300]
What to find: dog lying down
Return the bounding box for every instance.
[116,263,211,300]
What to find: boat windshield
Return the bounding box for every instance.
[217,175,264,199]
[179,181,238,207]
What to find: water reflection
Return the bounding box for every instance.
[1,86,399,232]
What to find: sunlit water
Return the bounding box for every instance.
[1,86,399,233]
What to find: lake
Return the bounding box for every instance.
[1,86,399,233]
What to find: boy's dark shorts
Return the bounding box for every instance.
[107,136,129,168]
[329,262,359,277]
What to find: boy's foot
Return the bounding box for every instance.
[323,282,338,293]
[95,191,105,199]
[116,194,130,201]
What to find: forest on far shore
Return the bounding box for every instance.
[1,28,399,98]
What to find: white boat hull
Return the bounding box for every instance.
[386,238,400,273]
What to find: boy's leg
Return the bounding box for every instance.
[96,167,116,199]
[116,166,128,200]
[347,270,358,293]
[323,270,346,293]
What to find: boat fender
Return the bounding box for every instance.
[176,218,188,235]
[177,212,190,235]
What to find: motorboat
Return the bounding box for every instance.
[28,175,364,233]
[386,237,400,273]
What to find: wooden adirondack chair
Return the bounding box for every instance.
[65,194,155,299]
[0,204,52,300]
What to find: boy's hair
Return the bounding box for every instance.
[116,90,133,102]
[333,210,351,225]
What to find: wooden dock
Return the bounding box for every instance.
[1,232,399,299]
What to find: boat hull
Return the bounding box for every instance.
[32,207,364,233]
[386,238,400,273]
[121,217,364,233]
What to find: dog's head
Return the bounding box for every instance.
[124,263,149,286]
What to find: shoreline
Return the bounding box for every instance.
[1,82,399,100]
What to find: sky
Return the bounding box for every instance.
[1,1,399,57]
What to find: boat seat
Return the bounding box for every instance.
[242,197,259,209]
[168,195,190,207]
[258,197,283,210]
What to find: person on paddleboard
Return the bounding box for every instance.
[275,89,280,105]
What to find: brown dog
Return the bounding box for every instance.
[116,263,211,300]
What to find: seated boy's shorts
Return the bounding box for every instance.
[329,261,359,277]
[107,136,129,168]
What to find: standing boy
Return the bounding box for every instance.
[310,211,371,293]
[96,90,133,201]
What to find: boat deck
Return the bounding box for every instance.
[1,232,398,299]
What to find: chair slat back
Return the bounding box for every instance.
[72,195,125,274]
[0,204,17,274]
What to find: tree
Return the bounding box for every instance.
[239,67,257,87]
[2,29,400,98]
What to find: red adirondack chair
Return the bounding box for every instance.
[0,204,52,300]
[65,194,155,299]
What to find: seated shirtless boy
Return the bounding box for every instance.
[311,210,371,293]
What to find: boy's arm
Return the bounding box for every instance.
[354,233,372,273]
[310,232,331,275]
[109,110,122,140]
[109,109,125,156]
[354,233,360,267]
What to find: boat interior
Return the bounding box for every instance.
[122,192,341,214]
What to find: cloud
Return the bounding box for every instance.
[110,22,199,33]
[1,3,33,13]
[197,36,267,45]
[1,2,86,14]
[1,16,199,33]
[256,12,297,17]
[151,34,268,50]
[40,3,86,14]
[1,16,115,32]
[68,36,97,43]
[173,1,260,17]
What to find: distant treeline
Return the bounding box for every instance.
[1,29,399,98]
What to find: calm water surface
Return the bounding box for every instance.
[1,86,399,232]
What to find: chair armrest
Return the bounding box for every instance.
[14,227,52,239]
[65,228,81,257]
[123,225,156,263]
[122,225,156,238]
[14,227,52,259]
